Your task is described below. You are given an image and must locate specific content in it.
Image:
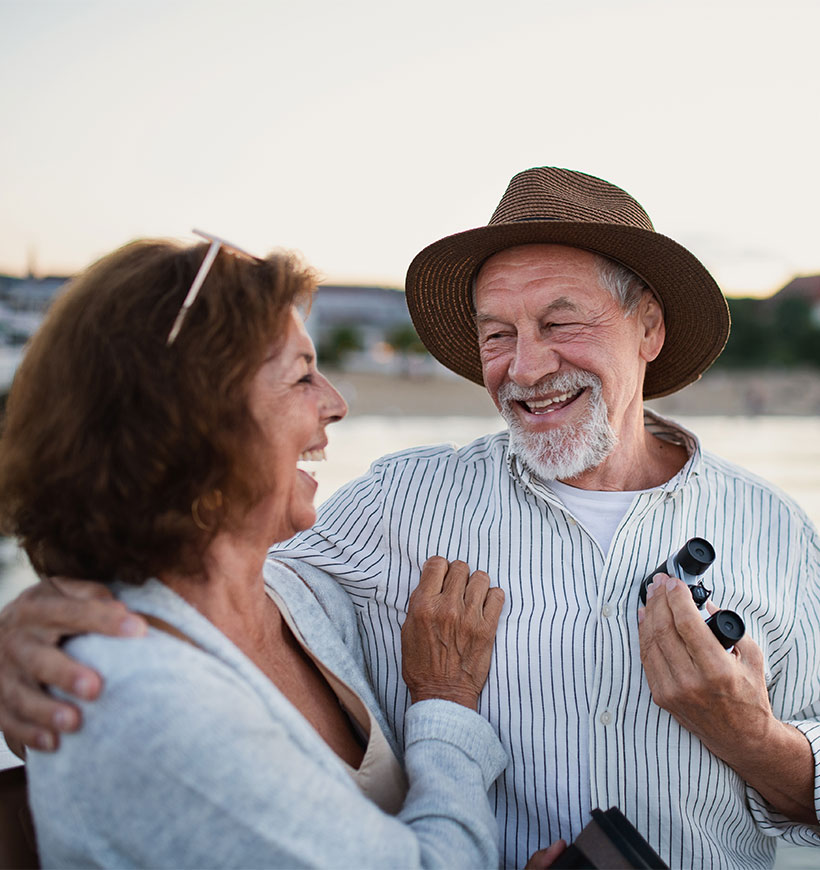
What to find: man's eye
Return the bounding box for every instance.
[298,373,315,385]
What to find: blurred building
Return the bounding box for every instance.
[307,284,445,375]
[0,274,70,391]
[767,275,820,325]
[0,275,448,391]
[1,274,69,315]
[308,284,411,343]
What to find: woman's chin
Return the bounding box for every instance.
[270,506,317,545]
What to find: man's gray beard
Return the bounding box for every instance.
[499,371,618,482]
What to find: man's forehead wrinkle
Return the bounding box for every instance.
[474,294,582,322]
[476,263,603,305]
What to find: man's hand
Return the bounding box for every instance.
[525,839,567,869]
[402,557,504,710]
[0,577,146,752]
[639,573,817,824]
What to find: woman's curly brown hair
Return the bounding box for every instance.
[0,238,315,583]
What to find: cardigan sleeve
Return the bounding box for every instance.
[27,632,506,869]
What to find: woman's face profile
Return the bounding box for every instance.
[246,307,347,542]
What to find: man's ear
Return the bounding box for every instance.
[638,291,665,363]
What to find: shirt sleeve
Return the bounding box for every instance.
[746,518,820,845]
[29,636,505,869]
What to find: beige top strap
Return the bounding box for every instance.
[137,613,202,648]
[265,586,408,815]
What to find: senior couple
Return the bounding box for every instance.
[1,167,818,869]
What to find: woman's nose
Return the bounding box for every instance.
[319,372,348,423]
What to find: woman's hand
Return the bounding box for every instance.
[401,557,504,710]
[0,577,146,751]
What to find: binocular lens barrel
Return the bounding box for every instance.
[705,610,745,650]
[674,538,715,576]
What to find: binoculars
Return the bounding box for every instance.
[638,538,745,650]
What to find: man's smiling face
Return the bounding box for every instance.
[474,243,663,482]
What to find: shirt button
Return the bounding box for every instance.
[602,603,614,618]
[599,710,613,725]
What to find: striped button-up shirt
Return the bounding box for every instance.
[273,413,820,869]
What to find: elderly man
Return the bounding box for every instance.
[273,168,820,868]
[2,168,819,868]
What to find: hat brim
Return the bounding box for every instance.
[405,222,730,400]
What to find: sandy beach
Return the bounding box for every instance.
[328,366,820,419]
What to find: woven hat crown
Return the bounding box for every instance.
[490,167,655,232]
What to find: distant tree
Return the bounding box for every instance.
[385,322,430,376]
[717,299,773,368]
[385,323,426,356]
[773,298,820,366]
[317,325,363,367]
[716,297,820,369]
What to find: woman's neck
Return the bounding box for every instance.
[161,531,276,649]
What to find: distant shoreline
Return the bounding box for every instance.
[325,367,820,418]
[3,366,819,421]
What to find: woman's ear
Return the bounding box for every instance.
[638,292,665,363]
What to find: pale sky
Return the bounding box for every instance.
[1,0,818,297]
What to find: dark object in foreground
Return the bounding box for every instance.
[551,807,668,869]
[0,764,39,869]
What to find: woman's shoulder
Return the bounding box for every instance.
[59,611,257,718]
[25,627,319,869]
[57,579,270,717]
[264,557,359,637]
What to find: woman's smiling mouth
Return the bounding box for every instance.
[297,448,326,480]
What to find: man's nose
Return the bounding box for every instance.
[508,334,560,387]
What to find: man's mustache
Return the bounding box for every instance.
[497,370,601,404]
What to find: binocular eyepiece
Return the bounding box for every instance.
[639,538,745,650]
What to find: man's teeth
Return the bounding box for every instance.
[298,449,326,462]
[525,391,576,411]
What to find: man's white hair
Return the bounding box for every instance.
[593,254,650,316]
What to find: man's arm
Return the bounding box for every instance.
[638,574,817,825]
[0,577,145,751]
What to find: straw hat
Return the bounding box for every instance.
[405,167,730,399]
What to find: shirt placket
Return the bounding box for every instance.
[586,489,671,811]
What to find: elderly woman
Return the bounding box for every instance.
[0,234,507,868]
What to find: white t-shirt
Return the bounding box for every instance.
[546,479,656,554]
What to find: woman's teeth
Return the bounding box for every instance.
[298,449,326,462]
[297,449,326,478]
